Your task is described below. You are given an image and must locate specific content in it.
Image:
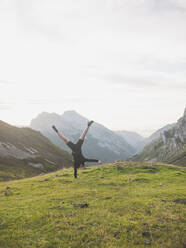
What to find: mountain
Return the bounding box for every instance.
[0,120,72,181]
[132,108,186,166]
[30,110,135,162]
[115,124,175,154]
[145,123,176,145]
[115,130,145,153]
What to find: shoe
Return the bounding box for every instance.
[88,120,94,127]
[52,125,58,133]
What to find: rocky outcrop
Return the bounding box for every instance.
[0,142,34,159]
[162,108,186,146]
[116,123,176,155]
[131,107,186,166]
[160,108,186,160]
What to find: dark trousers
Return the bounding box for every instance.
[74,166,78,178]
[73,158,99,178]
[67,139,98,178]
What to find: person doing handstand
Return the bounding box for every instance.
[52,121,101,178]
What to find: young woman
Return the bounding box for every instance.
[52,121,101,178]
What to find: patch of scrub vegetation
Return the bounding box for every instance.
[0,162,185,248]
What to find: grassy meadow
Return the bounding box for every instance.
[0,162,185,248]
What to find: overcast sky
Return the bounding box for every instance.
[0,0,186,136]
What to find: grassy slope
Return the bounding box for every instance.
[0,162,186,248]
[132,139,186,167]
[0,121,72,181]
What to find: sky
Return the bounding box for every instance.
[0,0,186,137]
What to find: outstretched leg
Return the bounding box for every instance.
[57,132,69,144]
[79,121,94,140]
[84,158,99,163]
[52,125,69,144]
[84,158,102,164]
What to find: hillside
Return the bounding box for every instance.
[0,162,185,248]
[132,108,186,166]
[116,124,176,155]
[146,123,176,145]
[0,120,72,181]
[30,111,135,162]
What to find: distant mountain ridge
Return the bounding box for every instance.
[115,123,176,154]
[115,130,145,153]
[30,110,136,162]
[132,108,186,166]
[0,120,72,181]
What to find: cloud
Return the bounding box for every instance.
[1,0,185,50]
[112,0,186,13]
[94,72,186,91]
[87,54,186,91]
[0,102,12,110]
[99,74,161,87]
[0,80,14,85]
[94,73,169,89]
[0,106,11,110]
[0,0,185,130]
[151,0,186,12]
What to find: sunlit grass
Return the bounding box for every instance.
[0,162,185,248]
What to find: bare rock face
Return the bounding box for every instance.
[157,108,186,162]
[162,107,186,149]
[117,124,176,155]
[0,142,34,159]
[132,107,186,166]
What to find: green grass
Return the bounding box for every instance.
[0,162,186,248]
[0,120,72,181]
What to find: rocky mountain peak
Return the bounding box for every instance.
[60,111,89,131]
[63,110,79,116]
[62,110,87,123]
[132,107,186,166]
